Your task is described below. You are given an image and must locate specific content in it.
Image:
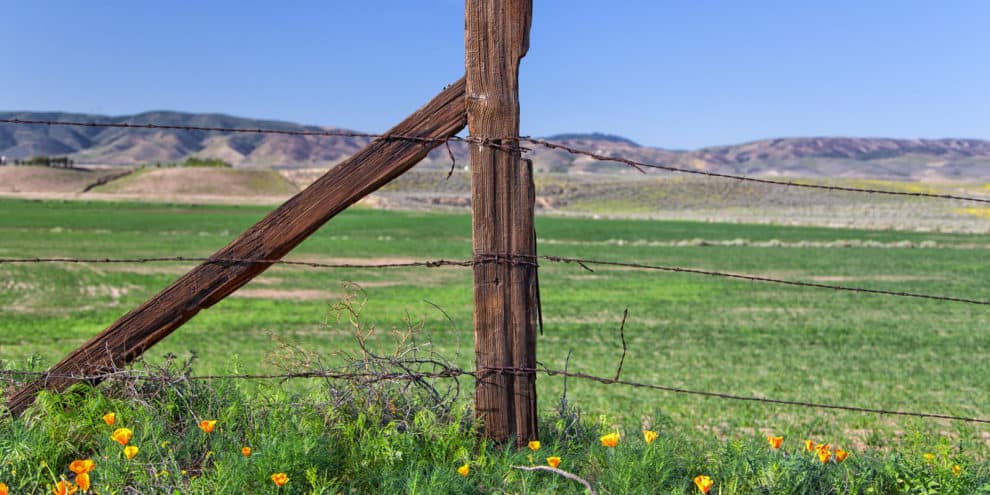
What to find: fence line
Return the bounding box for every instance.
[4,118,990,204]
[3,366,987,425]
[2,255,988,306]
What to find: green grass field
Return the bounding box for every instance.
[1,197,988,460]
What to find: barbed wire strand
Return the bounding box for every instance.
[521,137,990,205]
[2,367,987,424]
[0,118,520,153]
[1,255,987,306]
[3,118,989,204]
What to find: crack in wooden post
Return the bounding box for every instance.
[6,78,468,417]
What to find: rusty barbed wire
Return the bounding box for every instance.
[539,255,990,306]
[3,366,987,424]
[480,366,990,425]
[0,118,522,153]
[1,255,987,306]
[520,137,990,205]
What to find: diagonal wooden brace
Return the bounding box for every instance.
[6,78,467,417]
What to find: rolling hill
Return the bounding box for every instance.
[3,111,990,180]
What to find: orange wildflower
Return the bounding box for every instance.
[271,472,289,487]
[600,432,620,448]
[124,445,139,460]
[75,472,91,492]
[693,475,714,494]
[805,439,815,452]
[52,480,77,495]
[835,449,849,462]
[767,435,783,449]
[198,420,217,433]
[111,427,133,446]
[527,440,541,452]
[456,463,469,476]
[102,412,116,426]
[643,430,659,444]
[923,453,935,462]
[69,459,95,474]
[817,445,832,463]
[242,446,252,457]
[0,482,8,495]
[546,456,561,468]
[953,464,962,476]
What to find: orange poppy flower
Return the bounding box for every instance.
[124,445,139,460]
[693,475,714,494]
[52,480,77,495]
[111,428,133,446]
[767,435,783,449]
[546,456,561,468]
[69,459,95,474]
[102,412,116,426]
[271,472,289,487]
[0,482,8,495]
[835,449,849,462]
[643,430,659,444]
[75,472,91,492]
[456,463,469,476]
[953,464,962,476]
[198,420,217,433]
[817,446,832,463]
[527,440,540,452]
[804,439,815,452]
[600,433,620,448]
[242,446,252,457]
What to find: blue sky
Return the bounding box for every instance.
[2,1,988,149]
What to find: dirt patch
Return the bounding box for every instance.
[91,168,298,196]
[0,166,126,193]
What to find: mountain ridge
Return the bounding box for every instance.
[3,111,990,180]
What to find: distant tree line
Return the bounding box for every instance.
[12,156,75,168]
[146,157,233,168]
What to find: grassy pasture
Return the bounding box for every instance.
[1,197,988,457]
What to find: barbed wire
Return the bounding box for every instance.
[1,255,987,306]
[539,255,990,306]
[0,118,449,144]
[520,137,990,205]
[3,366,987,424]
[0,118,520,153]
[4,118,989,204]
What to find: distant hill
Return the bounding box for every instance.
[3,111,990,180]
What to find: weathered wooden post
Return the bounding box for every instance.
[6,80,468,417]
[466,0,538,445]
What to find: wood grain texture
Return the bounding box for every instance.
[6,78,468,416]
[466,0,536,445]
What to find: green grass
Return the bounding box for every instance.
[1,197,989,491]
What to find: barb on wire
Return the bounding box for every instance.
[521,137,990,205]
[2,254,988,306]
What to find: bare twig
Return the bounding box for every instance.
[512,465,597,495]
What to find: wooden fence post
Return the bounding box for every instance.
[466,0,538,446]
[6,79,468,417]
